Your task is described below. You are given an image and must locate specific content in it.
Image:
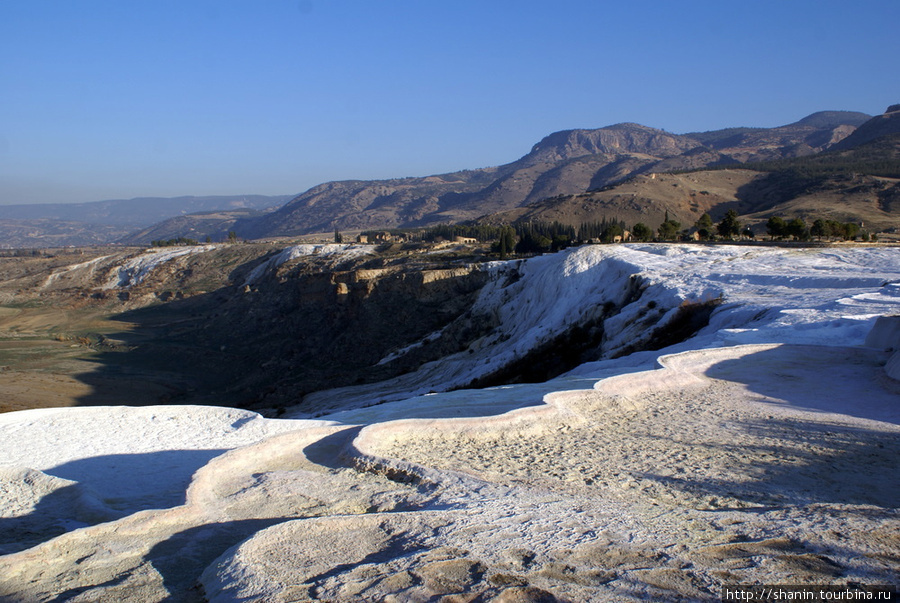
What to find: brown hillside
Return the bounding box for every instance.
[480,166,900,236]
[479,170,763,231]
[236,116,870,239]
[740,174,900,232]
[833,105,900,150]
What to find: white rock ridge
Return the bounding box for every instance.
[102,245,218,289]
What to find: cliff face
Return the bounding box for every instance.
[0,244,495,413]
[832,104,900,150]
[522,123,700,164]
[52,245,499,412]
[228,256,495,410]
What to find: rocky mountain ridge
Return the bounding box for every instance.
[232,112,875,239]
[481,131,900,235]
[684,110,871,160]
[833,104,900,150]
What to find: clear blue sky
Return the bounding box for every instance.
[2,0,898,205]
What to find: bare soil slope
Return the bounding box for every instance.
[0,245,278,413]
[0,244,497,414]
[480,169,763,232]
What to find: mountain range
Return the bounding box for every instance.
[0,195,290,248]
[3,106,900,248]
[232,110,879,239]
[481,130,900,235]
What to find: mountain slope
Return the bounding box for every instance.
[478,169,764,233]
[235,170,502,238]
[832,105,900,150]
[119,208,274,245]
[233,112,871,238]
[478,132,900,235]
[235,123,708,237]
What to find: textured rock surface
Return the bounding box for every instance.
[190,344,900,602]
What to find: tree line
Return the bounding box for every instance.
[765,216,872,242]
[414,213,746,254]
[151,231,239,246]
[416,217,685,256]
[151,237,200,247]
[350,209,876,259]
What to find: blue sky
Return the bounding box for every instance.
[2,1,898,205]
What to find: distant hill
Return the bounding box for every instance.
[476,131,900,235]
[120,208,274,245]
[0,195,291,249]
[0,219,130,249]
[0,194,290,227]
[234,111,871,239]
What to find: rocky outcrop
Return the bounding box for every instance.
[522,123,700,165]
[832,104,900,150]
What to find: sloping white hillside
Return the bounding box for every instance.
[243,244,373,285]
[1,244,898,602]
[102,245,217,289]
[300,244,900,412]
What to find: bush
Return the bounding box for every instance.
[152,237,200,247]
